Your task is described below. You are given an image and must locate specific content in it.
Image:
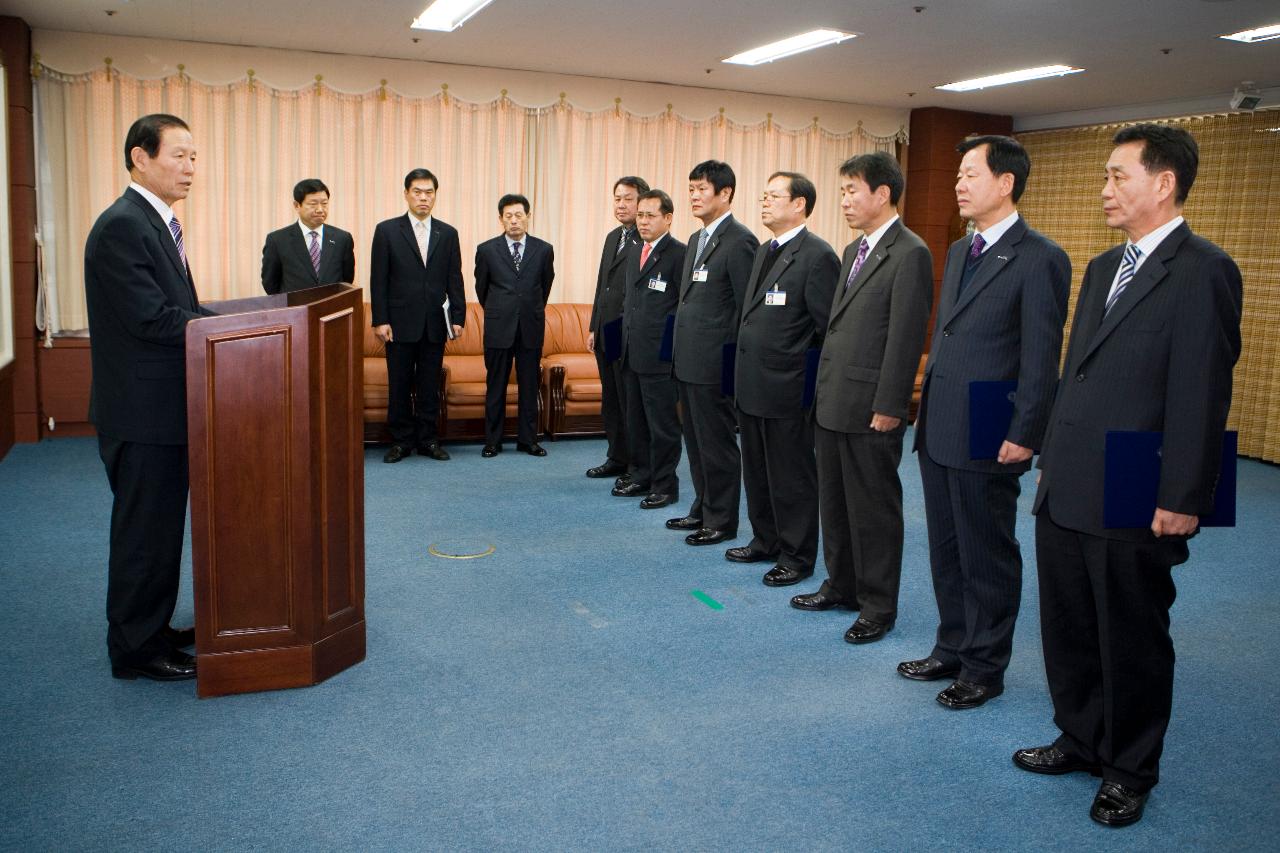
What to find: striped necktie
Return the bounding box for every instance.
[1104,243,1142,315]
[693,228,710,266]
[168,216,187,269]
[308,231,321,276]
[616,228,630,255]
[845,238,869,288]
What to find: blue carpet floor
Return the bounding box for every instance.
[1,433,1277,851]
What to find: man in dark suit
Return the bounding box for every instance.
[475,193,555,457]
[1017,124,1242,828]
[611,190,686,508]
[261,178,356,294]
[902,135,1070,709]
[85,114,215,682]
[668,160,758,546]
[791,153,933,644]
[369,168,465,464]
[731,172,839,586]
[586,176,648,481]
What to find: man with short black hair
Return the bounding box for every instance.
[475,194,555,457]
[1017,123,1242,828]
[261,179,356,294]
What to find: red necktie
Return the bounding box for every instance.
[640,243,652,268]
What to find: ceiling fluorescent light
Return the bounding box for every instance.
[411,0,495,32]
[936,65,1084,92]
[723,30,856,66]
[1220,24,1280,44]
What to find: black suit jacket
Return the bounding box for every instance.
[261,223,355,294]
[814,221,934,433]
[1033,223,1242,540]
[621,234,686,375]
[672,214,758,385]
[590,225,642,333]
[913,217,1070,474]
[474,235,555,350]
[84,188,212,445]
[369,215,465,344]
[735,228,840,418]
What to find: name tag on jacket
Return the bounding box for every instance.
[648,276,668,292]
[692,269,709,282]
[765,290,787,306]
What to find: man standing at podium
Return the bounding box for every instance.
[261,178,356,294]
[85,113,214,682]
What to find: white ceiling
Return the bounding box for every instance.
[8,0,1280,120]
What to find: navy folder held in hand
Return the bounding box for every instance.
[658,314,676,363]
[802,348,821,409]
[601,317,623,363]
[720,343,736,397]
[1103,431,1237,528]
[969,380,1017,460]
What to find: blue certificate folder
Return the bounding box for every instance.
[720,343,736,397]
[969,380,1017,460]
[1103,431,1237,528]
[601,317,623,363]
[801,348,821,409]
[658,314,676,362]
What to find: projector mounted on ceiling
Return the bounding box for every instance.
[1230,83,1262,111]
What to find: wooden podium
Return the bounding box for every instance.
[185,284,366,698]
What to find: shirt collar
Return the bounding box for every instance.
[505,233,526,250]
[297,220,324,240]
[700,210,732,239]
[975,209,1020,251]
[645,233,667,250]
[129,181,176,227]
[860,215,899,254]
[1130,215,1185,259]
[771,223,806,248]
[407,212,432,232]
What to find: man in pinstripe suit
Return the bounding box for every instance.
[900,135,1070,709]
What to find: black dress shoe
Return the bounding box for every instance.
[665,515,702,530]
[112,649,197,682]
[790,589,853,611]
[685,528,735,546]
[725,545,779,563]
[586,460,627,478]
[936,679,1004,709]
[640,493,677,509]
[897,656,961,682]
[844,617,893,644]
[1090,781,1148,827]
[516,442,548,457]
[762,565,813,587]
[612,482,649,497]
[1012,745,1102,776]
[481,444,502,458]
[614,474,633,489]
[416,441,451,461]
[383,444,410,463]
[161,624,196,649]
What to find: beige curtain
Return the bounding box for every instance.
[1017,111,1280,462]
[36,66,898,332]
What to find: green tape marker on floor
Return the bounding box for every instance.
[691,589,724,610]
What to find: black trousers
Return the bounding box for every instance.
[677,381,740,532]
[484,324,541,445]
[385,336,444,446]
[1035,502,1186,793]
[594,345,629,467]
[98,436,188,666]
[918,439,1023,687]
[815,424,905,625]
[737,411,818,571]
[622,364,681,496]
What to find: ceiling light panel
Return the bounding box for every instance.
[723,29,856,66]
[411,0,496,33]
[936,64,1084,92]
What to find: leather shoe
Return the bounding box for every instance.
[161,624,196,649]
[612,482,648,497]
[112,649,197,682]
[586,460,627,478]
[416,441,451,461]
[844,617,893,644]
[614,474,632,489]
[383,444,410,463]
[762,565,812,587]
[897,656,961,682]
[481,444,502,458]
[685,528,734,546]
[1012,745,1101,776]
[516,442,548,457]
[936,679,1003,709]
[665,515,702,530]
[790,589,853,611]
[725,545,778,563]
[1090,781,1148,827]
[640,493,676,509]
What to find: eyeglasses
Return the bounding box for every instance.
[759,192,794,203]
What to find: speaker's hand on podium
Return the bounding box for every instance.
[375,324,393,343]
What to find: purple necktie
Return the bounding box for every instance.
[308,231,321,276]
[511,241,522,272]
[969,233,986,261]
[846,238,869,288]
[168,216,187,269]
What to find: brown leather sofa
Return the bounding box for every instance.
[540,303,603,439]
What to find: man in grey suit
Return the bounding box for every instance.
[668,161,758,545]
[1017,124,1241,827]
[901,135,1070,709]
[261,178,356,294]
[730,172,839,586]
[791,153,933,644]
[586,176,648,482]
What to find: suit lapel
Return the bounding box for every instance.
[127,189,189,285]
[943,219,1026,324]
[399,217,425,265]
[608,227,632,274]
[1081,225,1189,362]
[293,228,320,283]
[832,221,901,320]
[746,230,804,314]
